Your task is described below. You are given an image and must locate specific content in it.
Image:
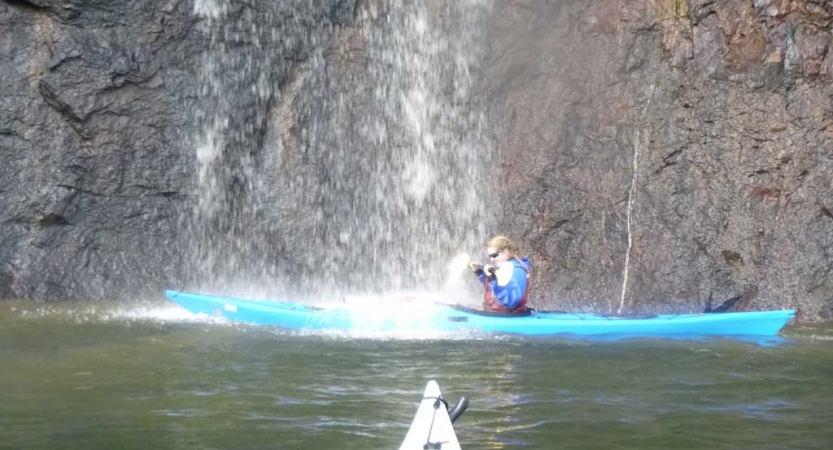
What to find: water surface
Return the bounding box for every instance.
[1,300,831,450]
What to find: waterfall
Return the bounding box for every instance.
[186,0,494,302]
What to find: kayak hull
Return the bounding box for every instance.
[164,290,794,338]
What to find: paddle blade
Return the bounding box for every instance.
[446,251,471,273]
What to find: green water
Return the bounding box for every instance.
[1,301,831,450]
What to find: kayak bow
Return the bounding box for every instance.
[399,381,466,450]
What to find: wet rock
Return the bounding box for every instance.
[0,0,357,301]
[486,0,832,320]
[0,0,830,322]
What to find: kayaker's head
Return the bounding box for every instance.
[486,235,518,266]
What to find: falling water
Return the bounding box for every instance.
[186,0,495,302]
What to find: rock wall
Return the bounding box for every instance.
[1,0,193,301]
[490,0,832,320]
[0,0,358,301]
[1,0,831,321]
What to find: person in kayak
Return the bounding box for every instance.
[469,235,531,312]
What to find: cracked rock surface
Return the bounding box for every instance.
[1,0,831,321]
[490,0,832,320]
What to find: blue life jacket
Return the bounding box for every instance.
[478,258,531,311]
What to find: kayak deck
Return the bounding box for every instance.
[399,381,462,450]
[164,290,795,338]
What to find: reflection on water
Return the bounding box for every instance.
[1,300,832,450]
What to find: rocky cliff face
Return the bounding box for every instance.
[0,0,359,301]
[1,0,831,321]
[1,0,196,301]
[491,0,832,320]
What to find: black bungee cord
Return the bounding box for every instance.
[422,395,449,450]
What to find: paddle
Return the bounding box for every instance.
[445,251,472,274]
[440,251,474,301]
[439,250,495,309]
[445,251,497,280]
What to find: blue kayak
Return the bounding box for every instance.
[164,290,794,338]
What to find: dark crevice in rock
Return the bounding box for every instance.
[3,0,44,13]
[125,185,183,199]
[47,54,83,72]
[37,80,91,140]
[37,213,69,226]
[250,93,276,169]
[0,272,13,299]
[330,0,358,25]
[349,0,364,23]
[656,148,684,173]
[106,68,162,90]
[55,184,103,197]
[721,249,744,265]
[751,185,782,200]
